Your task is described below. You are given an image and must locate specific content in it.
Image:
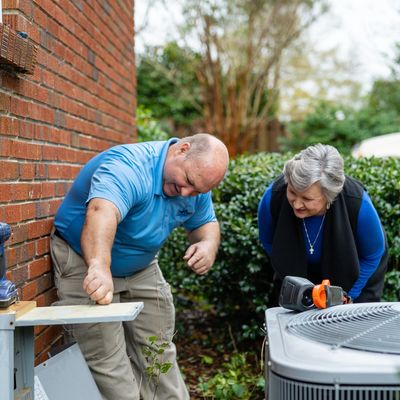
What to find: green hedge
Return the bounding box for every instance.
[159,154,400,340]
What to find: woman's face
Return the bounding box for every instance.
[286,182,328,218]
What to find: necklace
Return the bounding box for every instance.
[302,214,326,255]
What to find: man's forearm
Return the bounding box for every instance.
[80,198,120,304]
[81,198,120,268]
[188,221,220,249]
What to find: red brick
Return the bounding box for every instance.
[35,286,58,307]
[34,334,64,366]
[3,0,34,16]
[0,93,12,111]
[37,273,53,294]
[0,184,14,202]
[35,325,61,355]
[5,248,17,269]
[0,116,19,135]
[34,324,47,336]
[0,161,19,180]
[47,163,81,179]
[8,224,28,245]
[0,139,42,160]
[5,241,35,268]
[0,182,55,202]
[27,218,53,239]
[19,163,36,180]
[20,273,52,300]
[28,256,51,279]
[21,280,38,300]
[36,236,50,256]
[1,203,36,224]
[16,241,35,264]
[9,264,29,285]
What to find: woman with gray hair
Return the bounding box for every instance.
[258,144,388,303]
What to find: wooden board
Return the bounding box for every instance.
[15,302,144,327]
[0,301,36,318]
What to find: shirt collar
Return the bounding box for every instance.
[154,137,179,197]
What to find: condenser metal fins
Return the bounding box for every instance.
[287,303,400,354]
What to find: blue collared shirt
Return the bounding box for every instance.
[55,138,217,276]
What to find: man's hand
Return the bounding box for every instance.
[83,262,114,304]
[183,241,216,275]
[185,222,220,275]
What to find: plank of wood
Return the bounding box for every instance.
[15,302,144,327]
[0,301,36,318]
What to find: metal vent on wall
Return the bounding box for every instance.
[287,303,400,354]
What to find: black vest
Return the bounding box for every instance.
[270,175,387,302]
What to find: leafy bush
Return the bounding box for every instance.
[382,270,400,302]
[345,156,400,267]
[159,153,400,341]
[198,353,264,399]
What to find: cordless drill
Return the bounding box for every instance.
[0,222,18,308]
[279,276,351,312]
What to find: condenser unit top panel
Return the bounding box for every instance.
[287,302,400,354]
[266,303,400,385]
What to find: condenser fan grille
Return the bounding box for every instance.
[287,303,400,354]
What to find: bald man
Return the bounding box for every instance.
[50,134,229,400]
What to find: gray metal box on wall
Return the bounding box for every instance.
[34,343,101,400]
[265,303,400,400]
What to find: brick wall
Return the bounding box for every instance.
[0,0,136,364]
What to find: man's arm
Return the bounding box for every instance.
[184,221,220,275]
[81,198,120,304]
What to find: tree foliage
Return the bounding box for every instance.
[280,99,400,154]
[136,106,170,142]
[137,42,203,131]
[279,101,361,153]
[180,0,327,156]
[279,45,363,121]
[369,80,400,117]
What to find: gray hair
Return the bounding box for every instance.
[283,144,345,203]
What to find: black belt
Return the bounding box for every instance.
[53,228,64,240]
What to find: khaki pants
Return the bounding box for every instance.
[50,232,190,400]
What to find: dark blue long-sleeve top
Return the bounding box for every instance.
[258,183,385,300]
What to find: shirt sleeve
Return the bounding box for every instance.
[348,191,385,300]
[257,183,274,256]
[183,192,217,231]
[87,159,144,220]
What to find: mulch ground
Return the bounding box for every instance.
[175,308,223,398]
[174,307,264,399]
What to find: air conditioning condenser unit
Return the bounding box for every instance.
[265,302,400,400]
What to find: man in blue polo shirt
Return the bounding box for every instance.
[50,133,229,400]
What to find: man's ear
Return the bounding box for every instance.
[178,142,191,154]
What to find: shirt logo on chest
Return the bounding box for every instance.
[177,209,192,217]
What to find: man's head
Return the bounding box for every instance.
[163,133,229,197]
